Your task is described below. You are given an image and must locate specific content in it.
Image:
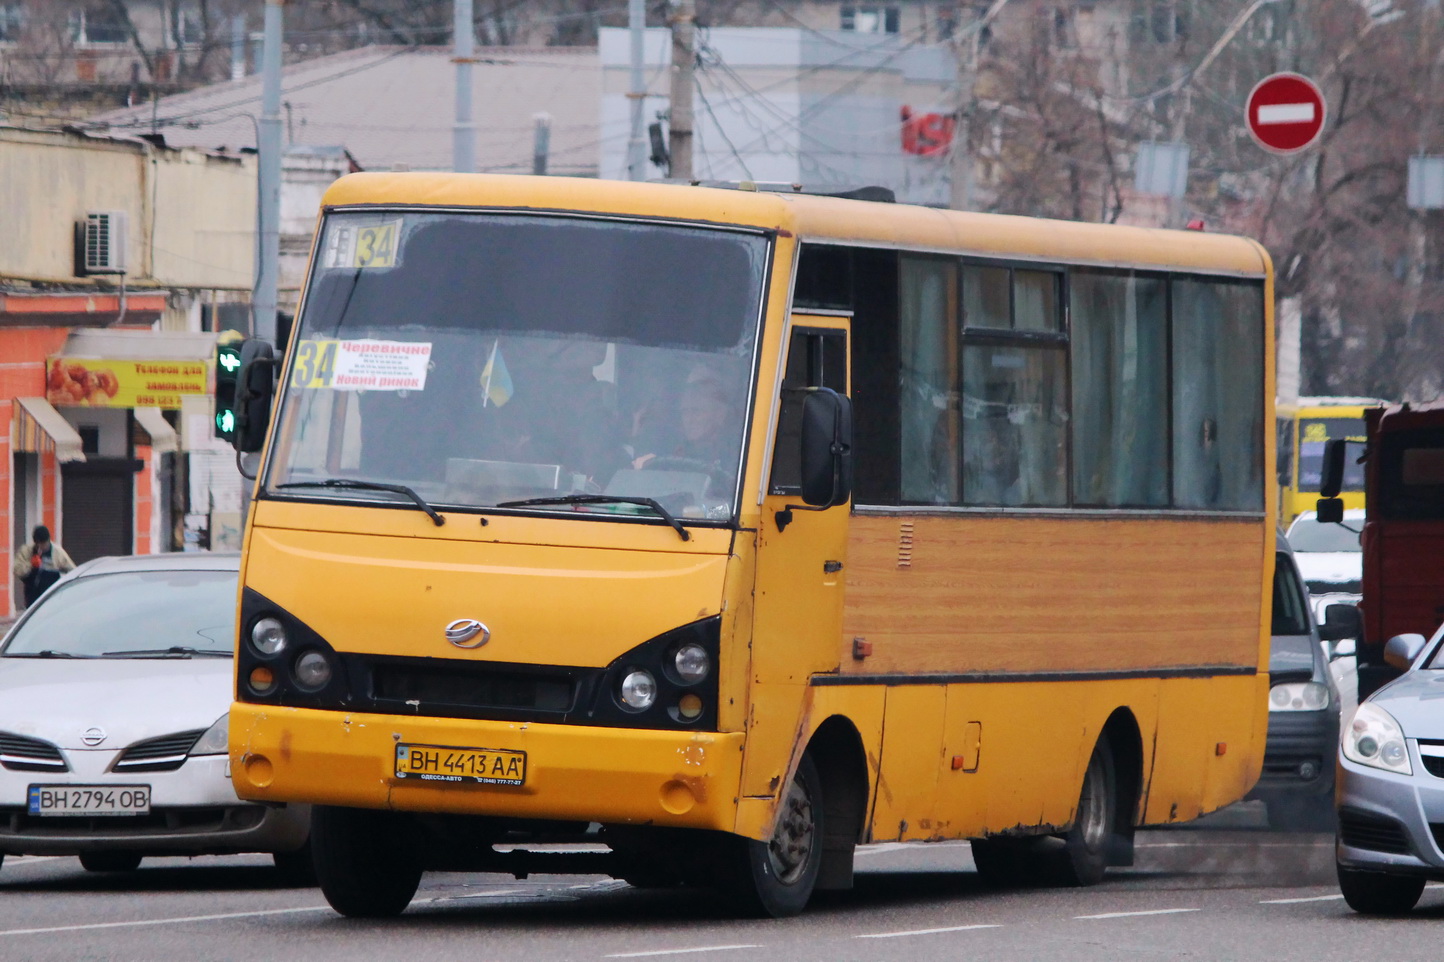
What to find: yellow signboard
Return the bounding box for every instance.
[47,358,209,410]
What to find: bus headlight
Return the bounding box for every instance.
[1269,682,1330,712]
[293,651,333,691]
[673,643,710,683]
[251,617,288,656]
[619,670,657,711]
[1343,703,1412,775]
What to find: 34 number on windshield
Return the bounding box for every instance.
[291,340,338,389]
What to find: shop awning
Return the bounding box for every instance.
[13,397,86,462]
[133,407,178,453]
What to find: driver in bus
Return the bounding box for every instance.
[632,365,733,474]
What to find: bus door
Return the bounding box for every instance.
[741,315,852,798]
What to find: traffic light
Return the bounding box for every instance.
[214,332,243,442]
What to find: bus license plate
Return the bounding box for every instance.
[395,744,527,786]
[28,785,151,817]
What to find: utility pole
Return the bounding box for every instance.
[667,0,695,182]
[453,0,476,173]
[532,113,551,175]
[254,0,283,344]
[625,0,647,180]
[948,5,979,211]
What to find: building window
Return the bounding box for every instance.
[841,5,901,34]
[171,4,205,46]
[0,2,24,43]
[69,5,128,45]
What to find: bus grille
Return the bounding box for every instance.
[0,732,67,773]
[1338,809,1411,854]
[113,730,206,773]
[371,662,575,714]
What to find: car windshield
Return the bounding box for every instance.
[264,212,769,525]
[2,569,237,658]
[1287,517,1361,552]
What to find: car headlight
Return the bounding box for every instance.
[1343,702,1412,775]
[1269,681,1330,712]
[188,713,230,756]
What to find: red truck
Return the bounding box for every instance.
[1318,401,1444,699]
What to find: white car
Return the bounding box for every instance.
[1286,508,1364,596]
[0,552,310,879]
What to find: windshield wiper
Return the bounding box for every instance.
[496,495,691,542]
[276,479,446,526]
[5,649,91,659]
[102,646,232,658]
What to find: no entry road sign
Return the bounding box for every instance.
[1246,73,1326,153]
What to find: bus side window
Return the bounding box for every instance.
[769,327,847,496]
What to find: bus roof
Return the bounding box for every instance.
[321,172,1270,279]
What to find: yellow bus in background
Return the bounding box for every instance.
[228,174,1276,919]
[1277,397,1387,523]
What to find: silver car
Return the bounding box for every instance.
[0,552,310,879]
[1335,622,1444,913]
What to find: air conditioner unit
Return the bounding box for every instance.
[75,211,128,275]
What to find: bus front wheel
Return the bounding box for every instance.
[1048,739,1116,886]
[312,805,424,918]
[727,753,824,918]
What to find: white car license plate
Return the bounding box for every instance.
[27,785,151,817]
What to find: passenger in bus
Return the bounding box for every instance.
[964,424,1025,505]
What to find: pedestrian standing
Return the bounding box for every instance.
[12,525,76,608]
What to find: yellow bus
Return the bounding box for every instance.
[228,174,1275,919]
[1277,397,1386,523]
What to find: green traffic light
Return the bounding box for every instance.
[216,408,236,435]
[218,350,241,373]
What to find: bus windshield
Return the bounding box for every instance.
[1298,417,1366,492]
[265,212,769,523]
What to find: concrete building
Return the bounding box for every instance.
[600,27,954,205]
[1,124,255,617]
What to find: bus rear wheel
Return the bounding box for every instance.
[312,805,424,918]
[726,754,824,918]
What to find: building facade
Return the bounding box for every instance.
[1,124,254,617]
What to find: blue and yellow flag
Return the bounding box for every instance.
[480,339,513,408]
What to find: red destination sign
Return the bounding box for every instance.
[1245,73,1326,154]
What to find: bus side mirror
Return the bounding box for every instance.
[800,388,853,508]
[1315,497,1344,524]
[235,339,277,454]
[1319,438,1347,498]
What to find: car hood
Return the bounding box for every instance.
[0,658,232,749]
[1270,632,1322,681]
[1294,551,1361,584]
[1367,670,1444,736]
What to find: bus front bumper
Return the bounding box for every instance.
[228,703,744,833]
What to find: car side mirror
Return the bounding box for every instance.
[1319,602,1362,642]
[1383,633,1427,670]
[1329,638,1357,662]
[1319,438,1347,498]
[799,387,853,508]
[235,339,277,454]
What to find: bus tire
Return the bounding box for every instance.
[1337,864,1424,915]
[312,805,423,918]
[1047,738,1116,887]
[727,753,824,918]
